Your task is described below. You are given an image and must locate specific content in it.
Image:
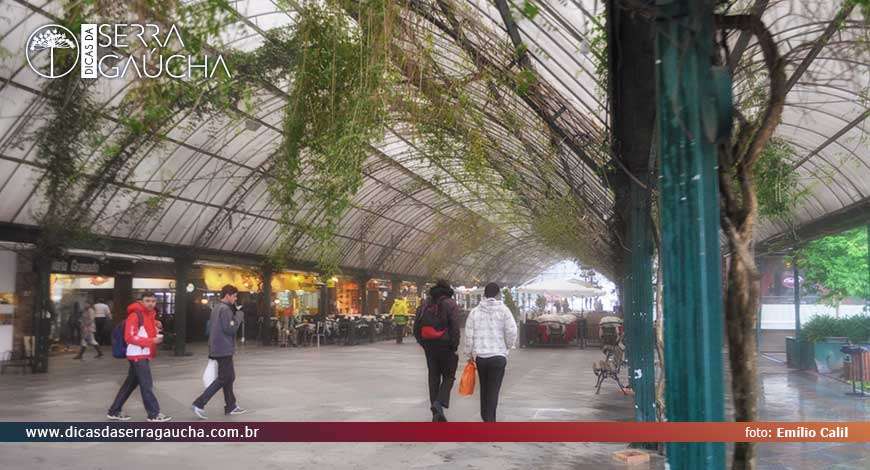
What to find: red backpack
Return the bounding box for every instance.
[419,299,449,340]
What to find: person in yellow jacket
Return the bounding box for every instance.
[391,297,410,344]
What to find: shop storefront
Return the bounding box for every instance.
[335,278,360,315]
[50,273,114,347]
[49,271,179,348]
[270,271,321,317]
[365,279,390,315]
[398,281,422,313]
[0,249,16,357]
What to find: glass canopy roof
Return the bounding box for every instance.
[0,0,867,284]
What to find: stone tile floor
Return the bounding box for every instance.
[0,340,866,469]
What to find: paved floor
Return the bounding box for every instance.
[0,340,867,469]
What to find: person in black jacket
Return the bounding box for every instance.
[414,279,461,422]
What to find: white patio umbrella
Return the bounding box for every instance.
[517,278,605,298]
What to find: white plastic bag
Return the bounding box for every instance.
[202,359,218,388]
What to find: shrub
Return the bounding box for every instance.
[799,314,870,343]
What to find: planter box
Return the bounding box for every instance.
[786,336,815,370]
[813,337,849,374]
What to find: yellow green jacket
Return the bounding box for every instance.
[391,299,410,324]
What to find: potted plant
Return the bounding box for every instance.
[798,314,870,373]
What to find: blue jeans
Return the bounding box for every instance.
[108,360,160,418]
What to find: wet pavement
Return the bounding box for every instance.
[751,353,869,469]
[0,340,866,469]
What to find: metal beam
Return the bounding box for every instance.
[727,0,770,70]
[0,222,434,284]
[791,109,869,170]
[784,2,856,94]
[755,198,870,254]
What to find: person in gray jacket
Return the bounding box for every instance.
[193,284,248,419]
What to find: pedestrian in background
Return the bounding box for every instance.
[391,296,410,344]
[93,299,112,345]
[73,302,102,359]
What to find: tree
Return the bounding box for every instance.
[798,227,869,310]
[502,288,521,324]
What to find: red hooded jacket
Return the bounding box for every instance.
[124,302,159,361]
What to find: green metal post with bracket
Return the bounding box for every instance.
[624,173,656,425]
[655,0,730,468]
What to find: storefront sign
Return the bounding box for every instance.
[51,258,103,274]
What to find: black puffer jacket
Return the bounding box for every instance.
[413,284,461,351]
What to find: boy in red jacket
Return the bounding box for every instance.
[106,292,172,422]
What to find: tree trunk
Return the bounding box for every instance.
[724,235,761,470]
[654,260,666,424]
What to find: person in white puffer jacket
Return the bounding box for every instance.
[464,282,518,422]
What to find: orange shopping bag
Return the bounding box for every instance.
[459,359,476,396]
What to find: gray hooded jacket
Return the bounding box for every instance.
[208,301,243,358]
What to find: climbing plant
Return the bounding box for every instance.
[751,138,807,219]
[31,0,240,253]
[586,10,608,103]
[269,0,397,277]
[31,2,103,255]
[502,287,521,324]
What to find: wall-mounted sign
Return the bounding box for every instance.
[51,257,103,274]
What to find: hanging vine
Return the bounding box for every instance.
[30,0,241,252]
[268,0,397,277]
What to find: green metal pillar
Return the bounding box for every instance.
[358,277,370,315]
[625,176,656,423]
[656,0,727,468]
[793,255,801,335]
[174,257,193,356]
[31,254,52,373]
[260,265,273,346]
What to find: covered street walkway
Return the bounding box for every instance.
[0,0,868,468]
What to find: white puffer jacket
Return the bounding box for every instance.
[464,298,518,359]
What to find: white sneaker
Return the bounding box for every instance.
[106,413,131,421]
[147,413,172,423]
[192,405,208,420]
[227,406,248,416]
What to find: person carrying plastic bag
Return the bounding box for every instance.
[464,282,518,422]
